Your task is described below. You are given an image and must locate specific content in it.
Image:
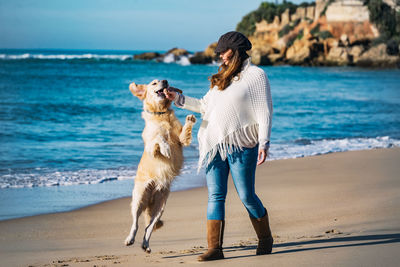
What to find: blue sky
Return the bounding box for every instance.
[0,0,311,51]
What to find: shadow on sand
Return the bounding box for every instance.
[162,233,400,260]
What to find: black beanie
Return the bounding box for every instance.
[214,31,252,54]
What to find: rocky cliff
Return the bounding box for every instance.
[133,0,400,68]
[243,0,400,67]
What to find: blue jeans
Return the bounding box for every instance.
[205,145,266,220]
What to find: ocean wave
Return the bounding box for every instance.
[0,52,214,66]
[1,136,398,189]
[0,53,133,61]
[162,53,191,66]
[269,136,400,160]
[0,168,137,189]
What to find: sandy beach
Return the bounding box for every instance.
[1,148,399,267]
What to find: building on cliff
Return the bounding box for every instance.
[317,0,370,22]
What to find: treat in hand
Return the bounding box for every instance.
[164,86,182,100]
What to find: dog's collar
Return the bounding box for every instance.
[144,109,171,115]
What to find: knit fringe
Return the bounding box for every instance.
[197,124,259,172]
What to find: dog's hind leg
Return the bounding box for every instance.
[124,183,147,246]
[141,189,170,253]
[144,206,164,231]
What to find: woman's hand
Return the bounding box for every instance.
[257,143,270,166]
[163,87,178,101]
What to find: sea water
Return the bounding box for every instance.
[1,49,399,220]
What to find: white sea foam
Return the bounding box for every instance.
[0,168,137,189]
[0,53,132,61]
[177,55,191,66]
[268,136,400,161]
[0,52,195,66]
[1,136,398,189]
[162,53,175,63]
[162,53,192,66]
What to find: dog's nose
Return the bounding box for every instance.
[161,80,168,88]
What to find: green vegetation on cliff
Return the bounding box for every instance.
[236,1,314,36]
[364,0,400,54]
[278,18,301,37]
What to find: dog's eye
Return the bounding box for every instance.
[152,82,157,85]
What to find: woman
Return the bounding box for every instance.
[164,31,273,261]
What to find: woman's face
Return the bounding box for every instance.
[220,49,233,65]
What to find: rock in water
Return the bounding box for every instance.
[189,52,212,64]
[133,52,161,60]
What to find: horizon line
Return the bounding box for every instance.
[0,47,203,52]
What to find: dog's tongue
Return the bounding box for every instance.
[156,89,164,96]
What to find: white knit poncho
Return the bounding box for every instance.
[179,58,273,170]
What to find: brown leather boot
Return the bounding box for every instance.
[197,220,225,261]
[250,209,273,255]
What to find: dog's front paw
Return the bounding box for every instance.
[186,114,196,124]
[159,141,171,158]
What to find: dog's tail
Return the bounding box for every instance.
[144,209,165,231]
[154,220,164,230]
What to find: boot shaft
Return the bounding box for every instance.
[198,220,225,261]
[207,220,225,249]
[250,209,272,239]
[250,209,273,255]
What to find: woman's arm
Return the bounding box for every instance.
[249,69,273,165]
[164,88,209,115]
[257,141,270,165]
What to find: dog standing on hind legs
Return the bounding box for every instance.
[124,79,196,253]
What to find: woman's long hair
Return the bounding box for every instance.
[209,49,249,91]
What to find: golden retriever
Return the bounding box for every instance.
[124,79,196,253]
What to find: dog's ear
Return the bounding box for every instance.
[129,82,147,100]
